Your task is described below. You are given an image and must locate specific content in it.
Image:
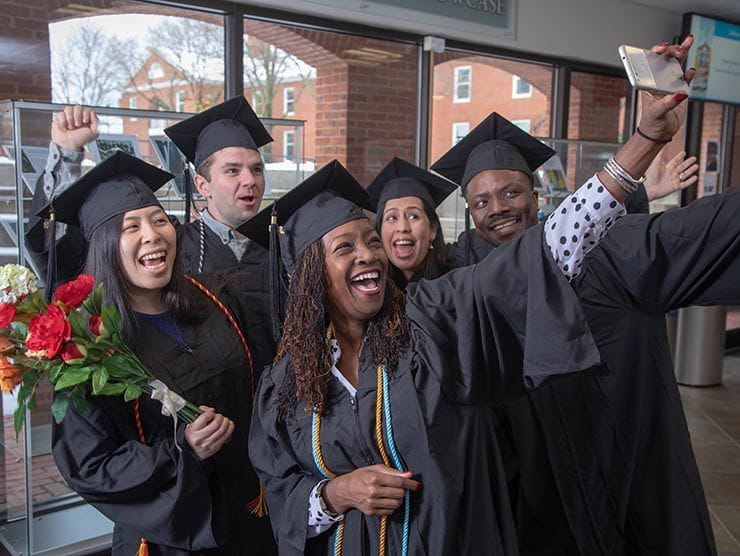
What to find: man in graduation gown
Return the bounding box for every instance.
[432,111,736,554]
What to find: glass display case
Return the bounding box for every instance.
[0,99,306,555]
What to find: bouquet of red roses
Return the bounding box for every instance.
[0,265,201,436]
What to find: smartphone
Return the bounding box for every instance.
[619,45,690,94]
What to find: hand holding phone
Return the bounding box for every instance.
[619,45,690,95]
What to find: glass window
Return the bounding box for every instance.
[451,122,469,145]
[512,75,532,99]
[252,91,264,116]
[243,18,419,185]
[568,71,632,142]
[175,90,186,112]
[129,97,138,121]
[511,118,531,132]
[453,66,472,103]
[283,87,295,116]
[49,9,226,110]
[283,130,295,161]
[431,53,553,164]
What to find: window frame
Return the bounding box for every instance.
[453,65,472,104]
[283,129,295,161]
[283,87,295,116]
[511,75,532,99]
[451,121,470,145]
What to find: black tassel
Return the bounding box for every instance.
[45,209,57,302]
[464,204,471,267]
[184,165,192,224]
[268,207,284,343]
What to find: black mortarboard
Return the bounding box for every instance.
[164,96,273,167]
[431,112,555,194]
[238,160,373,341]
[238,160,373,272]
[366,157,457,210]
[37,151,174,240]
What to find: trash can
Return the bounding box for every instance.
[674,306,727,386]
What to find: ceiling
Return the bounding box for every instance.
[630,0,740,22]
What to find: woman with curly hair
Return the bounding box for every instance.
[241,137,651,554]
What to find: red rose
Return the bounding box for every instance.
[0,355,23,392]
[0,303,15,328]
[60,341,87,364]
[25,304,71,358]
[88,314,108,338]
[53,274,95,312]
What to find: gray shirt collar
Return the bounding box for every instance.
[200,209,237,244]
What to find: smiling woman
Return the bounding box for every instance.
[37,151,276,555]
[240,158,627,555]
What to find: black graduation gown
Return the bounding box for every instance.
[52,281,276,556]
[515,188,740,556]
[177,220,276,375]
[25,174,88,290]
[249,226,604,555]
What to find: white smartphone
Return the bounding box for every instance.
[619,45,690,94]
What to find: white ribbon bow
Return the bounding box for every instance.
[149,379,188,452]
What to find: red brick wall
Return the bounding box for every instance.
[0,0,51,101]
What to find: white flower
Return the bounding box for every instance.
[0,265,39,305]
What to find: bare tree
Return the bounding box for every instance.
[52,22,130,106]
[111,19,225,112]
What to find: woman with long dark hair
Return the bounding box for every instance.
[365,158,456,289]
[46,152,275,555]
[241,135,657,553]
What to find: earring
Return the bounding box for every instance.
[429,242,434,250]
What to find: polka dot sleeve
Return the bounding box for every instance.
[544,174,627,281]
[307,479,344,538]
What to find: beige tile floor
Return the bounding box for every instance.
[681,352,740,556]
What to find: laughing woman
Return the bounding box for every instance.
[365,158,456,290]
[45,152,275,555]
[241,139,652,554]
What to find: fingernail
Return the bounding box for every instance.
[674,92,688,103]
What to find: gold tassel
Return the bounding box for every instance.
[136,538,149,556]
[247,486,269,517]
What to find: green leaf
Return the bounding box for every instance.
[27,397,36,412]
[91,366,109,394]
[102,305,122,335]
[16,382,32,404]
[48,363,64,384]
[54,368,92,390]
[67,309,88,339]
[13,404,25,438]
[70,387,89,412]
[10,321,28,342]
[123,384,142,402]
[94,382,126,396]
[16,290,47,313]
[51,391,70,424]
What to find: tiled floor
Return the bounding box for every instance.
[681,351,740,556]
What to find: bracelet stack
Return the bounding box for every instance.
[604,156,645,194]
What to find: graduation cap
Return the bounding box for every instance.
[366,157,457,212]
[431,112,555,195]
[238,160,373,340]
[164,96,273,168]
[36,151,174,297]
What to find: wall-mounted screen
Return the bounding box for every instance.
[683,13,740,105]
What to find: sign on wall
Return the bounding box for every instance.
[369,0,510,29]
